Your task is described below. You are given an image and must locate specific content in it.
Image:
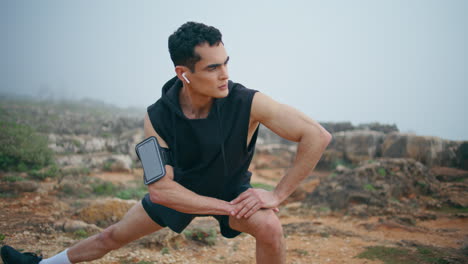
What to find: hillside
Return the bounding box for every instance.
[1,94,467,263]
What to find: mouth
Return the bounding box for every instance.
[218,83,228,90]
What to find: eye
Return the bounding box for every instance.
[208,66,217,71]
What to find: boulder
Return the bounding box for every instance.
[382,133,459,167]
[341,130,385,163]
[304,158,440,216]
[105,154,133,172]
[457,142,468,170]
[430,167,468,182]
[76,198,137,227]
[137,228,186,249]
[54,219,101,234]
[320,122,354,134]
[0,180,39,193]
[318,130,384,168]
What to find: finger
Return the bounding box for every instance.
[230,191,250,205]
[244,203,262,218]
[232,196,255,215]
[236,200,257,219]
[273,207,279,213]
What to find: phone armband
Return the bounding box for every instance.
[135,136,173,185]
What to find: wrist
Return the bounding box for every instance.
[273,188,286,204]
[220,200,235,215]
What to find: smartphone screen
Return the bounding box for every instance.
[136,137,165,184]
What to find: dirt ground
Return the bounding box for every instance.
[1,169,467,264]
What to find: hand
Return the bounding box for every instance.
[230,188,280,219]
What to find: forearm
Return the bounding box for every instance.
[148,178,233,215]
[274,126,331,202]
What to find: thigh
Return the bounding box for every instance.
[228,209,279,236]
[110,201,165,244]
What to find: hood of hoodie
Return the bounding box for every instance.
[160,76,231,118]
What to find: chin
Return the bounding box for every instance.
[215,89,229,98]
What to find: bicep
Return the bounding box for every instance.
[251,92,326,142]
[144,113,174,180]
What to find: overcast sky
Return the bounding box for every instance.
[2,0,467,141]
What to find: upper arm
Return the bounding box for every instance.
[144,113,174,180]
[144,113,169,148]
[251,92,331,143]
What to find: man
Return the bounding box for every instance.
[1,21,331,264]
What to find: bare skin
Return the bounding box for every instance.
[65,42,331,264]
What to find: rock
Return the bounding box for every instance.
[317,149,345,170]
[457,142,468,170]
[138,228,186,249]
[356,123,399,134]
[304,158,440,216]
[252,148,294,169]
[382,133,459,167]
[341,130,385,164]
[320,122,355,134]
[0,181,39,193]
[83,137,107,152]
[54,219,101,233]
[430,167,468,182]
[76,198,137,227]
[108,154,133,172]
[441,183,468,208]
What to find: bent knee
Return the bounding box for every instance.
[98,225,125,250]
[231,210,283,243]
[255,213,283,243]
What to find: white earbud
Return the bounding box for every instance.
[182,72,190,83]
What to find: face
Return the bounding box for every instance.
[183,42,230,98]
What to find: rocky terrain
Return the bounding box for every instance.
[1,95,467,263]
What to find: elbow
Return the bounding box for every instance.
[322,130,332,149]
[148,181,169,205]
[305,125,332,150]
[149,190,164,205]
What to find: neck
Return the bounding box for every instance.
[179,85,213,119]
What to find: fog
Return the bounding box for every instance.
[2,0,467,140]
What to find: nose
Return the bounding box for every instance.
[219,65,229,80]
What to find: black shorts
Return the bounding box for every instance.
[141,184,251,239]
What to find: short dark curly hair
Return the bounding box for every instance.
[168,22,223,72]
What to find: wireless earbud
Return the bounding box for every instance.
[182,72,190,83]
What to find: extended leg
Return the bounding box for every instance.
[229,209,285,264]
[67,201,163,263]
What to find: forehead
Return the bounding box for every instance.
[194,42,227,66]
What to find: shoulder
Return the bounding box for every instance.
[229,80,258,96]
[226,81,258,105]
[250,92,283,124]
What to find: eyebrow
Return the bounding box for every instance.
[205,56,230,70]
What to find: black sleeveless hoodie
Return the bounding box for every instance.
[147,76,259,201]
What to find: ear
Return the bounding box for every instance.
[175,66,190,84]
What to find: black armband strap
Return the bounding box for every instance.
[159,147,174,166]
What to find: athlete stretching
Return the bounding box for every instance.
[1,21,331,264]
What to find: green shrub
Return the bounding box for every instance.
[251,182,275,191]
[2,174,26,182]
[0,121,54,172]
[377,167,387,177]
[160,247,170,255]
[364,183,376,191]
[116,186,147,200]
[73,229,88,239]
[92,181,118,196]
[183,228,217,246]
[29,164,60,180]
[102,161,113,172]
